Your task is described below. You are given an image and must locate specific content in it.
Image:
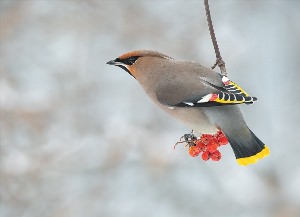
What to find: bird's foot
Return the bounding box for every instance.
[174,130,197,149]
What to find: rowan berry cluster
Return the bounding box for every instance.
[177,131,229,162]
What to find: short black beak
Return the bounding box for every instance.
[106,59,134,78]
[106,60,116,65]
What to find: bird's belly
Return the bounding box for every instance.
[160,106,218,134]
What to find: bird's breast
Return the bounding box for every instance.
[157,103,218,134]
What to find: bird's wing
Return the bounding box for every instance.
[155,73,257,108]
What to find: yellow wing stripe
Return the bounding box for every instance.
[236,145,270,166]
[214,97,244,104]
[227,81,250,97]
[211,93,246,104]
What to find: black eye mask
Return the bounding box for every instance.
[116,56,140,65]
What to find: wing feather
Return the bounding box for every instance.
[155,63,257,108]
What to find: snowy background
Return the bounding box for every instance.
[1,0,300,217]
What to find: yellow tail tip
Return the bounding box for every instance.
[236,145,270,166]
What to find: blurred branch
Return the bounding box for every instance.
[204,0,227,76]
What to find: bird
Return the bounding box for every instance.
[107,50,270,166]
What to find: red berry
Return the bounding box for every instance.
[218,136,229,145]
[210,150,222,161]
[201,151,210,161]
[200,134,214,144]
[189,146,201,157]
[195,140,206,151]
[214,131,222,139]
[207,139,219,153]
[213,131,228,146]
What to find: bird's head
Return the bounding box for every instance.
[107,50,173,78]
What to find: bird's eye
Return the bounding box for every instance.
[123,56,140,65]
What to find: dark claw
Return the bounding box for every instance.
[174,130,198,149]
[183,133,197,142]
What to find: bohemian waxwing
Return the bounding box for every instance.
[107,50,270,166]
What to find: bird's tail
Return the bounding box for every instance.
[223,128,270,166]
